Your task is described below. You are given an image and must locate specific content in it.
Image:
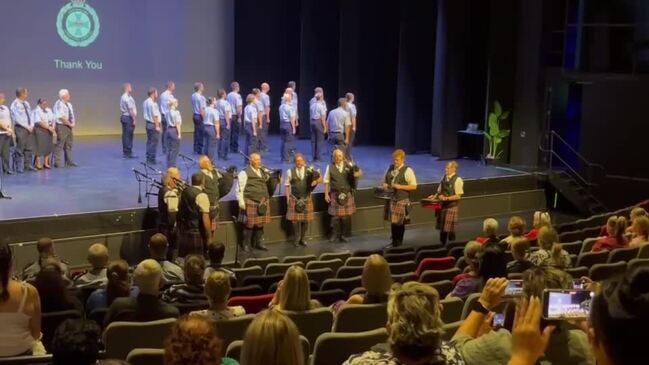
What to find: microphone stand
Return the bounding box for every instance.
[178,153,196,181]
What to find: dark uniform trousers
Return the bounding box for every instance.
[54,124,74,167]
[204,125,218,163]
[259,116,269,152]
[280,123,294,162]
[145,121,160,163]
[244,122,258,157]
[160,114,168,154]
[14,126,34,172]
[347,129,356,160]
[0,134,12,173]
[166,127,180,168]
[120,115,134,157]
[193,113,205,155]
[230,114,240,153]
[310,120,325,161]
[328,132,346,158]
[218,119,230,159]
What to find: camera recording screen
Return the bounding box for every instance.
[543,290,594,320]
[504,280,524,297]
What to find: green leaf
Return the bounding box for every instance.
[488,113,500,135]
[484,133,492,141]
[498,130,510,138]
[494,101,502,116]
[500,110,510,120]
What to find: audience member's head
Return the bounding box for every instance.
[134,259,163,295]
[606,216,628,242]
[511,239,531,261]
[0,242,13,302]
[164,316,223,365]
[184,255,206,287]
[482,218,499,237]
[538,226,568,266]
[34,258,74,310]
[477,245,507,281]
[204,271,233,310]
[386,282,444,364]
[532,211,552,229]
[207,242,226,265]
[148,233,169,260]
[629,207,647,224]
[589,267,649,365]
[106,260,131,306]
[522,266,572,298]
[633,216,649,240]
[508,216,526,237]
[87,243,108,270]
[464,240,482,272]
[361,254,392,299]
[241,309,304,365]
[36,237,55,259]
[51,319,101,365]
[278,265,313,311]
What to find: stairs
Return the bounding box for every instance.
[549,171,607,215]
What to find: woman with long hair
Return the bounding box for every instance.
[629,216,649,248]
[592,216,628,252]
[448,245,507,299]
[528,226,572,268]
[271,265,321,311]
[525,211,551,241]
[33,259,82,313]
[346,254,392,305]
[240,310,304,365]
[85,260,138,315]
[502,216,527,247]
[164,315,238,365]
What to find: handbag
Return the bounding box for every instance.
[336,192,349,205]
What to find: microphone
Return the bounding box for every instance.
[140,162,162,175]
[179,153,196,163]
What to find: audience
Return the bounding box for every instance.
[345,254,392,305]
[506,239,533,274]
[525,211,551,241]
[0,242,42,357]
[85,259,138,315]
[21,237,70,281]
[271,265,321,311]
[103,259,179,327]
[164,315,238,365]
[34,258,83,313]
[344,282,464,365]
[476,218,500,246]
[74,243,109,288]
[528,227,572,268]
[449,245,507,299]
[501,216,527,247]
[204,242,235,282]
[453,241,481,285]
[50,319,101,365]
[162,255,208,304]
[149,233,184,283]
[240,309,303,365]
[191,271,245,321]
[592,216,628,252]
[628,215,649,248]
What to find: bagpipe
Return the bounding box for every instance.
[337,160,361,205]
[292,165,321,213]
[214,165,238,200]
[373,164,399,200]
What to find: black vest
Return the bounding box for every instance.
[440,174,459,207]
[384,164,411,201]
[290,167,309,199]
[157,185,169,225]
[202,170,220,206]
[329,163,352,193]
[244,167,269,202]
[178,186,202,229]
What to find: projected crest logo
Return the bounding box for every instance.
[56,0,100,48]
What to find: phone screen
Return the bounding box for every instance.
[504,280,524,298]
[572,279,584,289]
[543,289,594,320]
[492,313,505,328]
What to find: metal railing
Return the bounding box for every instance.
[541,130,605,188]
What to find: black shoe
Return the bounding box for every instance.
[67,162,78,167]
[123,154,138,159]
[241,245,251,253]
[383,243,395,249]
[255,243,268,251]
[329,235,338,243]
[292,241,300,248]
[4,170,14,175]
[339,236,349,243]
[299,240,308,247]
[26,166,36,171]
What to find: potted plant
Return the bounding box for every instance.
[484,100,510,163]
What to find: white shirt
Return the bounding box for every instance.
[54,100,75,126]
[284,166,306,186]
[0,105,11,134]
[168,109,182,128]
[10,99,32,129]
[193,186,211,213]
[436,173,464,195]
[384,165,417,187]
[33,107,55,128]
[143,98,161,123]
[323,162,346,184]
[159,90,174,116]
[226,91,243,115]
[310,100,327,121]
[203,106,219,126]
[244,104,258,124]
[216,99,232,120]
[164,189,179,213]
[191,92,207,115]
[120,93,137,116]
[236,167,262,207]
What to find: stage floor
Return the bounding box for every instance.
[0,133,527,221]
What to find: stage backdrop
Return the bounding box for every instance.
[0,0,234,135]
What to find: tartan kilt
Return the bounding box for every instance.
[178,228,205,257]
[287,195,314,222]
[437,205,459,232]
[384,199,410,224]
[328,192,356,217]
[209,206,219,230]
[238,198,271,227]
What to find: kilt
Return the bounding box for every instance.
[209,206,219,231]
[178,228,205,257]
[437,205,459,232]
[384,199,410,225]
[238,198,271,227]
[287,195,314,222]
[328,192,356,217]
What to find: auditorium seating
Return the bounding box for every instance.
[283,308,334,346]
[607,247,639,263]
[264,262,304,276]
[336,265,365,279]
[589,262,627,282]
[576,251,609,268]
[392,272,418,283]
[305,268,335,285]
[319,250,352,262]
[638,244,649,259]
[429,280,454,298]
[562,241,583,255]
[352,249,383,257]
[345,256,369,267]
[227,294,274,314]
[231,265,263,285]
[416,257,456,276]
[384,246,415,255]
[311,328,389,365]
[565,266,589,279]
[172,301,209,315]
[581,238,599,254]
[321,276,363,295]
[230,284,264,296]
[214,314,256,350]
[384,251,415,263]
[282,254,317,266]
[447,246,465,260]
[388,260,416,275]
[310,289,348,306]
[226,336,310,364]
[306,258,344,273]
[440,297,464,323]
[241,273,284,292]
[242,256,278,270]
[0,355,53,364]
[103,318,176,359]
[333,303,388,333]
[41,309,83,351]
[419,268,461,283]
[628,258,649,272]
[126,348,165,365]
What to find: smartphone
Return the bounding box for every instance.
[503,280,524,298]
[572,278,584,289]
[542,289,594,320]
[492,313,505,328]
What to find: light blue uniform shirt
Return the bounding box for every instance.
[348,102,357,118]
[244,104,257,124]
[261,92,270,109]
[33,107,55,127]
[168,110,182,127]
[159,90,174,116]
[191,92,206,115]
[0,105,10,134]
[143,98,161,123]
[279,104,295,124]
[255,99,264,117]
[203,106,219,126]
[310,100,327,121]
[216,99,232,120]
[227,91,243,115]
[54,100,75,126]
[120,93,136,116]
[10,99,32,129]
[290,92,298,116]
[327,107,350,133]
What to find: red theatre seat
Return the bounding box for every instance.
[416,257,456,277]
[228,294,274,314]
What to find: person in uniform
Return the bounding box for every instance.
[191,82,207,155]
[284,153,319,247]
[10,88,35,173]
[287,81,298,122]
[203,97,221,164]
[32,99,56,169]
[309,91,327,162]
[251,88,265,154]
[236,152,271,252]
[143,87,162,165]
[177,172,212,256]
[324,148,362,243]
[158,167,182,260]
[382,149,417,247]
[216,89,232,160]
[53,89,77,168]
[119,83,137,159]
[199,156,221,238]
[279,92,297,163]
[159,81,176,154]
[345,92,357,160]
[165,98,182,168]
[309,87,325,107]
[427,161,464,245]
[243,94,259,158]
[259,83,271,153]
[227,81,243,153]
[0,93,13,174]
[326,98,351,158]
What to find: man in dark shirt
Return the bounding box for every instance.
[103,259,179,327]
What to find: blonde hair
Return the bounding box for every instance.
[446,161,458,169]
[483,218,498,234]
[392,149,406,160]
[630,207,647,221]
[533,211,552,229]
[278,266,318,311]
[607,216,628,242]
[163,167,181,187]
[508,216,526,237]
[204,271,231,307]
[538,226,563,264]
[464,241,481,269]
[361,255,392,296]
[387,282,444,361]
[87,243,108,269]
[511,239,530,260]
[240,310,304,365]
[134,259,162,295]
[634,216,649,239]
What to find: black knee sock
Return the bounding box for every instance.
[440,231,448,245]
[292,222,301,244]
[331,217,340,239]
[242,227,253,249]
[449,231,456,242]
[300,222,308,242]
[391,224,398,244]
[395,224,405,246]
[342,216,351,237]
